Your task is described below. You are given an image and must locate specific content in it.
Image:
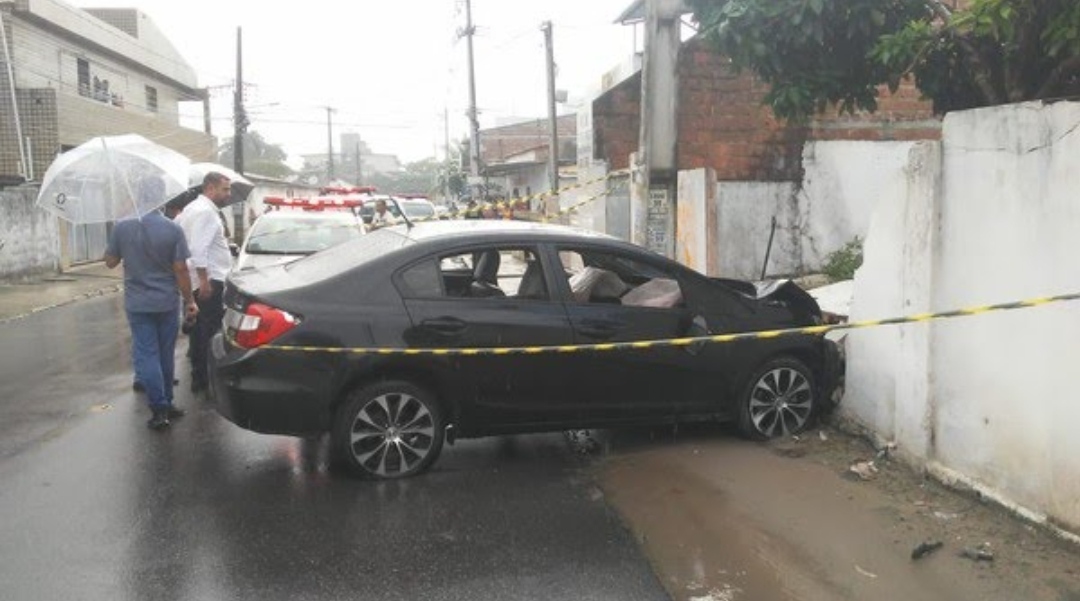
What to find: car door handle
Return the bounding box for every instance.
[577,319,624,340]
[420,317,467,336]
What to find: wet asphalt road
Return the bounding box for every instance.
[0,295,668,601]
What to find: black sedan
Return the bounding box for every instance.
[211,220,843,479]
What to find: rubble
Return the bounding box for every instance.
[848,460,879,481]
[911,540,944,560]
[959,543,995,562]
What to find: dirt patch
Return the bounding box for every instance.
[583,424,1080,601]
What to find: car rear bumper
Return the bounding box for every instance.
[209,334,332,435]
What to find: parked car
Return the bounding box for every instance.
[396,197,437,222]
[211,220,843,479]
[233,202,365,273]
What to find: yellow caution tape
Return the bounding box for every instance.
[235,292,1080,356]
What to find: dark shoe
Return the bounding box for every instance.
[166,405,186,419]
[133,381,145,393]
[147,409,170,431]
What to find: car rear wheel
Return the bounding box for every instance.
[332,381,444,479]
[738,357,817,440]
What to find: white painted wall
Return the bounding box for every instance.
[931,102,1080,530]
[844,142,940,461]
[0,186,60,280]
[843,101,1080,533]
[711,141,916,280]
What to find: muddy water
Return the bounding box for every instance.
[602,455,799,601]
[593,429,1079,601]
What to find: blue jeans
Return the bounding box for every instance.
[126,309,179,409]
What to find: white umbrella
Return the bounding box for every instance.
[36,134,190,223]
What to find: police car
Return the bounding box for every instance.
[233,196,366,273]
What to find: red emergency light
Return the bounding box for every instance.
[264,196,364,211]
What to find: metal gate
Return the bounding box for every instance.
[68,222,108,264]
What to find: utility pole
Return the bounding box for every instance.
[325,107,335,182]
[360,141,369,183]
[232,26,247,242]
[233,27,246,175]
[632,0,684,258]
[443,106,451,202]
[541,21,559,218]
[463,0,481,179]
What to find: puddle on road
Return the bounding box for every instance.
[595,446,800,601]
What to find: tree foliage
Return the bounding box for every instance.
[688,0,1080,119]
[216,131,294,179]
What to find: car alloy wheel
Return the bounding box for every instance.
[334,381,444,479]
[739,357,816,440]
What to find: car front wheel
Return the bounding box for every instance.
[332,381,444,479]
[738,357,817,440]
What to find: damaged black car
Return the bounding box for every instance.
[210,220,844,479]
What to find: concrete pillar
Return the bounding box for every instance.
[676,168,718,275]
[632,0,684,258]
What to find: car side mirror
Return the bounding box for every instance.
[685,315,709,356]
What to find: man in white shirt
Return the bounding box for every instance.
[371,199,398,228]
[176,172,233,393]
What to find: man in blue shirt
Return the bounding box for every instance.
[105,176,199,430]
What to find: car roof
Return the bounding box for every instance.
[381,219,619,245]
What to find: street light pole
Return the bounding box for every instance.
[326,107,335,182]
[464,0,481,179]
[542,21,559,218]
[232,26,247,242]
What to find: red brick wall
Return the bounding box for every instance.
[592,38,941,182]
[592,72,641,173]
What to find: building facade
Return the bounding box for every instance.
[0,0,215,266]
[0,0,214,185]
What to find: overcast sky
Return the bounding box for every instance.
[71,0,640,166]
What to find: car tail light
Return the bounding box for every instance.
[231,302,299,349]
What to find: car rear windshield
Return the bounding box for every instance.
[246,215,362,255]
[283,227,414,279]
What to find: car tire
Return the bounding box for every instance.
[737,356,817,440]
[332,380,445,479]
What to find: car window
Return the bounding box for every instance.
[400,247,548,300]
[246,215,363,255]
[558,248,684,309]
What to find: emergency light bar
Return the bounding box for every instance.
[264,196,364,210]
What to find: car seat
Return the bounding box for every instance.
[470,250,505,297]
[516,260,547,300]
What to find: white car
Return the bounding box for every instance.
[396,198,438,222]
[234,208,365,273]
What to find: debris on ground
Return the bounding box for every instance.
[848,460,879,481]
[911,540,944,560]
[854,564,878,579]
[959,543,995,562]
[819,430,829,442]
[933,511,961,521]
[875,441,898,461]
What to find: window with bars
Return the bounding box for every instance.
[145,85,158,112]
